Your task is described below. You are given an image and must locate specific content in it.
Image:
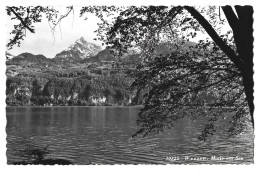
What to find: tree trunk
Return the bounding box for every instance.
[243,71,254,128]
[185,6,254,128]
[233,6,254,128]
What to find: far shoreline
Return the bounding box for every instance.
[6,105,144,108]
[5,105,243,109]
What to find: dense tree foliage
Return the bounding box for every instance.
[80,5,254,139]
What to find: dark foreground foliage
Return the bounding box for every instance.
[11,145,73,165]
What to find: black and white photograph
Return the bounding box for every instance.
[1,0,259,168]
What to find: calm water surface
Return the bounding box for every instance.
[6,106,254,164]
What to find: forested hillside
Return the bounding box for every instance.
[6,38,221,107]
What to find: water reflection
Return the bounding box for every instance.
[6,106,253,164]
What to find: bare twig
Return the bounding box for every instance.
[51,6,73,32]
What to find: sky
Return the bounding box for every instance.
[6,6,105,58]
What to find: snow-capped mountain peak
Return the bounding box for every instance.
[6,52,14,60]
[54,37,102,61]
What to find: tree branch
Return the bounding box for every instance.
[222,6,246,64]
[8,7,35,33]
[51,6,73,32]
[184,6,244,72]
[221,6,239,33]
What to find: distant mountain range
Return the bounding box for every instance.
[7,52,54,65]
[6,37,197,76]
[6,37,143,78]
[6,37,142,66]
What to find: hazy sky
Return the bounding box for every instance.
[6,7,105,58]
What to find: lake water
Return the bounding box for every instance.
[6,106,254,164]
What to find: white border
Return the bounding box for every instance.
[0,0,259,171]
